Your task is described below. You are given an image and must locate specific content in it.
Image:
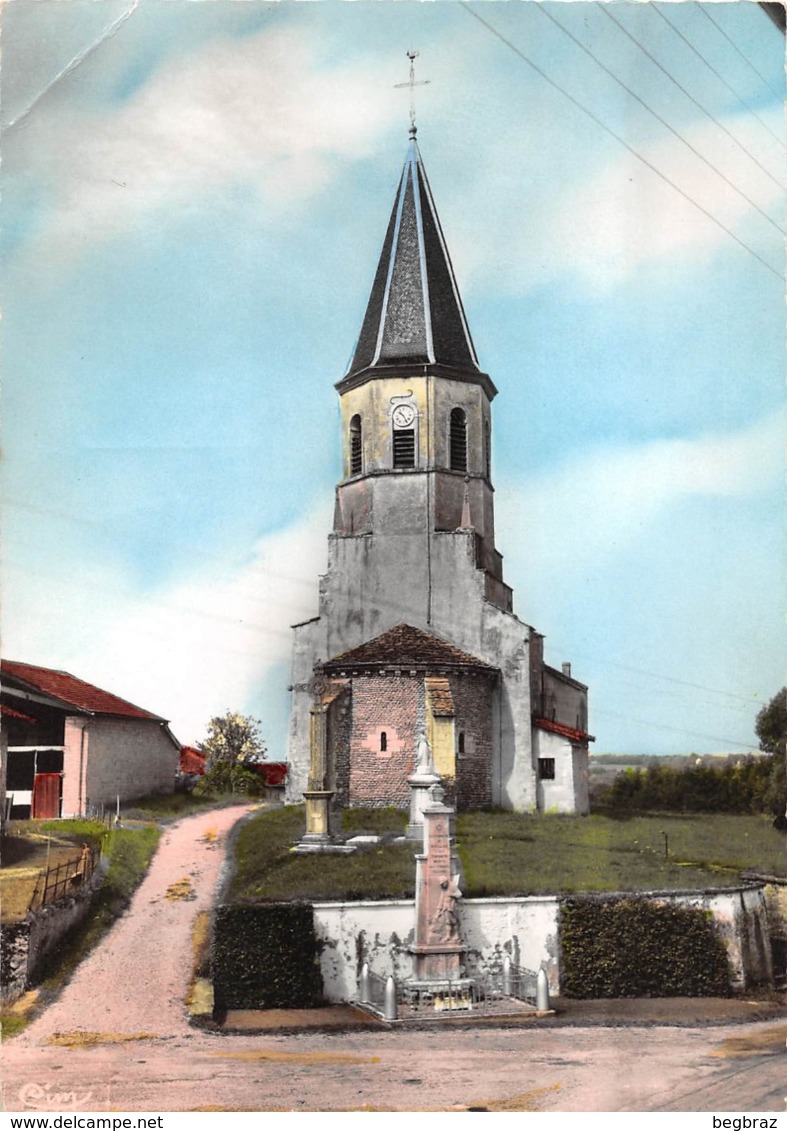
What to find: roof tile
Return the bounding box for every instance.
[1,660,166,721]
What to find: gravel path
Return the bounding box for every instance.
[17,803,254,1044]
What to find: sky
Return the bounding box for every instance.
[3,0,784,757]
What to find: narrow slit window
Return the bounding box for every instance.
[457,731,466,755]
[450,408,467,472]
[484,418,491,479]
[393,429,415,468]
[350,415,362,476]
[380,731,388,752]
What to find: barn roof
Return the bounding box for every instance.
[1,659,167,721]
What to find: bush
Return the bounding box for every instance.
[598,758,772,816]
[194,761,266,798]
[212,903,323,1011]
[560,897,731,998]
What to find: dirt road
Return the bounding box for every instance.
[14,803,254,1042]
[3,1019,784,1112]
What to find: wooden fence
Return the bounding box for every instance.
[27,845,98,913]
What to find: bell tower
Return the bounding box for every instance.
[285,122,591,815]
[332,131,511,626]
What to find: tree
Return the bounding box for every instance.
[199,711,267,771]
[755,688,786,821]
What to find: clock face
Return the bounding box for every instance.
[392,403,416,428]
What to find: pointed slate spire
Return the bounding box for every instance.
[344,136,484,385]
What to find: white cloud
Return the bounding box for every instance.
[2,496,332,745]
[459,110,784,291]
[9,25,398,264]
[497,409,784,580]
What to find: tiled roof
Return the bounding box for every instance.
[0,703,37,723]
[179,746,206,775]
[1,660,166,721]
[324,624,496,673]
[425,676,454,716]
[344,137,493,391]
[533,716,595,744]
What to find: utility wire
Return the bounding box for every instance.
[538,3,785,236]
[598,2,786,193]
[697,1,784,102]
[458,3,782,281]
[592,707,759,750]
[653,4,786,153]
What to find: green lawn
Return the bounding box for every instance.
[228,806,415,902]
[229,806,784,903]
[457,811,784,896]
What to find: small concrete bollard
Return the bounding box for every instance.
[502,955,512,996]
[383,975,397,1022]
[536,967,550,1011]
[359,962,370,1005]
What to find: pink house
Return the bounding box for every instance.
[1,660,180,819]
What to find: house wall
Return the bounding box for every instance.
[62,717,178,815]
[533,729,589,815]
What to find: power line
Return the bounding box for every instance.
[598,2,786,193]
[538,3,785,237]
[697,1,784,102]
[458,3,783,281]
[653,4,786,153]
[592,707,759,750]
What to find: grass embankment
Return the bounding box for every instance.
[229,807,784,903]
[229,806,414,902]
[1,822,161,1038]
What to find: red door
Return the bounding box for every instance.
[32,773,61,819]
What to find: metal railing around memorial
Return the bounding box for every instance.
[357,959,546,1021]
[27,845,98,913]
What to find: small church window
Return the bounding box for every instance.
[350,415,362,476]
[380,731,388,752]
[457,731,466,755]
[450,408,467,472]
[393,429,415,468]
[484,418,491,479]
[538,758,555,781]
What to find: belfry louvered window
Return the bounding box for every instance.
[450,408,467,472]
[349,415,362,475]
[393,429,415,468]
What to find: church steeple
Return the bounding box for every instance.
[342,138,490,391]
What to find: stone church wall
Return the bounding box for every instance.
[348,675,420,808]
[451,674,495,810]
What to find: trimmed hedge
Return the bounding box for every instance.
[212,903,323,1011]
[560,897,732,998]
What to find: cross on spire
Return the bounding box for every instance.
[394,50,430,138]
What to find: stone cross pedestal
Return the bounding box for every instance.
[407,783,471,998]
[295,697,354,854]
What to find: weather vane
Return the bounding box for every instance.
[395,50,430,138]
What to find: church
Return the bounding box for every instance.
[285,124,591,815]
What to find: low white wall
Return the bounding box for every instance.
[313,895,560,1002]
[313,885,771,1002]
